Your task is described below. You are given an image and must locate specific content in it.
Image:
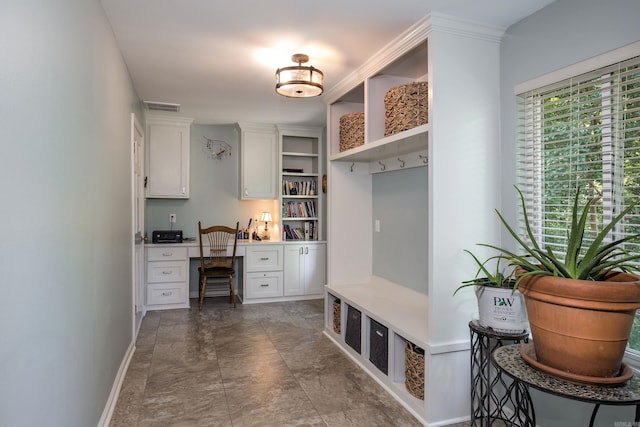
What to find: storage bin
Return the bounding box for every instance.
[384,81,428,137]
[345,305,362,354]
[339,112,365,152]
[405,341,425,400]
[369,318,388,375]
[332,298,341,334]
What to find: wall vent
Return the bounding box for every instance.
[142,101,181,112]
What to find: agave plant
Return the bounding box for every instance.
[453,249,515,295]
[483,186,640,282]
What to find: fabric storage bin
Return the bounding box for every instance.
[369,318,388,375]
[339,112,365,152]
[384,81,428,137]
[345,305,362,354]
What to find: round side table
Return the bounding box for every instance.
[493,344,640,427]
[469,320,534,427]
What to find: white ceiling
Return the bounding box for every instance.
[101,0,555,126]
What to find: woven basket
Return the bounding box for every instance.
[384,82,428,137]
[332,299,341,334]
[405,342,425,400]
[339,112,365,152]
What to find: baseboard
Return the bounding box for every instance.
[97,341,136,427]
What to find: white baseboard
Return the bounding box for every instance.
[97,341,136,427]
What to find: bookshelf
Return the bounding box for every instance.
[277,125,323,241]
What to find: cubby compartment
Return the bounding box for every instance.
[345,304,362,354]
[393,333,425,401]
[368,317,389,375]
[331,297,342,335]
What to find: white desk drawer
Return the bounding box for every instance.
[147,261,188,283]
[246,272,283,298]
[246,245,283,272]
[147,282,188,305]
[147,246,188,261]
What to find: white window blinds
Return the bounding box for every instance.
[516,56,640,258]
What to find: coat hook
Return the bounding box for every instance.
[419,154,428,164]
[397,157,405,168]
[378,161,386,171]
[350,163,354,172]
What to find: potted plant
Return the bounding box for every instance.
[484,186,640,384]
[454,250,528,334]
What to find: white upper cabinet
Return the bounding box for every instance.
[145,115,193,199]
[238,122,278,200]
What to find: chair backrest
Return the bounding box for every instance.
[198,221,239,271]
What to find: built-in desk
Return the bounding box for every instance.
[144,240,326,310]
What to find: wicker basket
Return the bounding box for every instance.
[384,82,428,137]
[332,299,341,334]
[405,342,425,400]
[339,112,365,152]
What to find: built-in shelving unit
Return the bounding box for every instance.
[278,125,323,241]
[323,13,505,426]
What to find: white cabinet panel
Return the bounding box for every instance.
[284,243,326,296]
[245,245,283,272]
[238,123,277,200]
[146,116,193,199]
[246,272,283,298]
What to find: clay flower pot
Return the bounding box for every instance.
[518,271,640,380]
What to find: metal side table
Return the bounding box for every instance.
[494,344,640,427]
[469,320,534,427]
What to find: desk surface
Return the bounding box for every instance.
[493,344,640,405]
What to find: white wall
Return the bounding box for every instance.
[0,1,140,426]
[500,0,640,424]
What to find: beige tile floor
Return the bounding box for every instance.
[110,297,454,427]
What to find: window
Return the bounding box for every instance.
[516,54,640,353]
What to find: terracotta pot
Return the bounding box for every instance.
[518,271,640,379]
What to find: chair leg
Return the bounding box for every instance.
[229,275,236,308]
[199,274,207,311]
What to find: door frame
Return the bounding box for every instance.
[131,113,145,335]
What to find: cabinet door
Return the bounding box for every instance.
[283,245,304,296]
[146,117,192,198]
[304,244,326,295]
[240,128,277,199]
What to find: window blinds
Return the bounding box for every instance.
[516,56,640,258]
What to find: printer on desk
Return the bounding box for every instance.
[152,230,183,244]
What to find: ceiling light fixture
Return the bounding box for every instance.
[275,54,324,98]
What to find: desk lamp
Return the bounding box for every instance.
[261,212,272,240]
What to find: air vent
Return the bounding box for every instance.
[142,101,181,112]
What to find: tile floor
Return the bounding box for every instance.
[110,297,470,427]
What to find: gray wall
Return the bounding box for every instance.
[0,1,141,426]
[500,0,640,424]
[372,166,428,294]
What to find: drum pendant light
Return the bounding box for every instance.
[275,53,324,98]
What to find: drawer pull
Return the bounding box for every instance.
[260,257,270,261]
[376,330,383,337]
[260,284,269,287]
[162,253,173,257]
[161,270,172,275]
[162,291,173,296]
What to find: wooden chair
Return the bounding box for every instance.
[197,221,239,310]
